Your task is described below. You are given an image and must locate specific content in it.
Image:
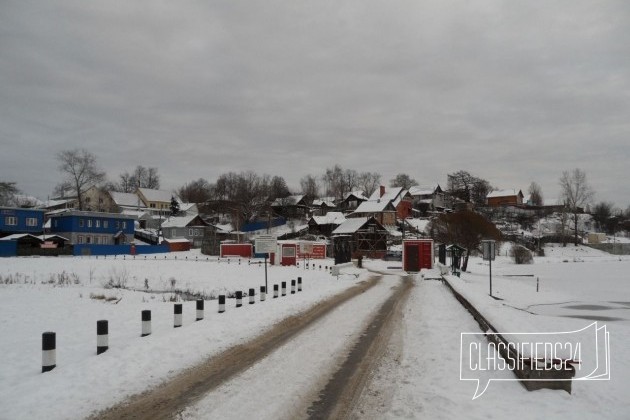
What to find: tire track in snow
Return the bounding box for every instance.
[90,276,381,420]
[306,275,413,420]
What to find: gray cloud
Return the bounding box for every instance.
[1,0,628,206]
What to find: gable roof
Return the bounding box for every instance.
[332,217,386,235]
[408,185,441,196]
[161,214,208,228]
[487,189,524,199]
[332,217,370,235]
[342,191,368,201]
[312,199,335,207]
[0,233,42,241]
[352,199,396,214]
[272,194,306,207]
[110,191,142,207]
[310,212,346,226]
[137,188,176,203]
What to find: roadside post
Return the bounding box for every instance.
[482,240,496,297]
[255,235,277,296]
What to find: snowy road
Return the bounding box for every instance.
[182,275,408,420]
[91,274,411,419]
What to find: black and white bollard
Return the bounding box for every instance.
[281,281,287,296]
[196,299,204,321]
[141,310,151,337]
[174,303,183,328]
[236,291,243,307]
[42,332,56,373]
[298,277,302,292]
[219,295,226,313]
[249,288,255,304]
[96,320,108,355]
[273,284,279,298]
[291,279,296,294]
[260,286,266,301]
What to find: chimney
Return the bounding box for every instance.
[379,185,385,198]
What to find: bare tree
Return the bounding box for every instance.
[322,165,359,199]
[428,210,502,271]
[592,201,614,233]
[447,170,492,206]
[56,149,105,210]
[0,181,19,206]
[300,174,320,199]
[528,182,544,206]
[390,173,418,190]
[178,178,214,203]
[559,168,594,245]
[269,176,290,201]
[358,172,381,197]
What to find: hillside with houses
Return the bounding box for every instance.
[2,164,630,260]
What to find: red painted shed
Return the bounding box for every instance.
[220,243,253,258]
[279,242,297,266]
[163,238,191,252]
[403,239,434,272]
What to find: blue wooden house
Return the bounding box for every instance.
[49,210,135,245]
[0,207,45,237]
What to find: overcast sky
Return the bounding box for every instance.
[1,0,628,206]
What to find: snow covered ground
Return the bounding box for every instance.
[1,244,629,419]
[424,244,630,419]
[0,251,361,419]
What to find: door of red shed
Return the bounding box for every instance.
[280,243,297,266]
[403,239,433,272]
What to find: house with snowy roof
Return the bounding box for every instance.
[161,214,209,248]
[308,211,346,237]
[337,191,368,213]
[367,186,413,220]
[137,188,178,216]
[271,194,310,218]
[408,184,449,212]
[311,197,337,216]
[486,189,524,207]
[332,216,388,259]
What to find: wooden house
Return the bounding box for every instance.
[486,189,524,207]
[308,211,346,237]
[332,216,388,259]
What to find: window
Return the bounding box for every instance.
[150,203,156,208]
[79,219,84,228]
[86,236,92,244]
[26,218,38,227]
[95,237,100,244]
[95,220,100,228]
[103,220,108,228]
[122,221,126,229]
[189,228,194,236]
[5,216,17,226]
[87,219,93,228]
[78,235,84,244]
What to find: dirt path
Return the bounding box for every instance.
[89,276,380,420]
[305,275,414,420]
